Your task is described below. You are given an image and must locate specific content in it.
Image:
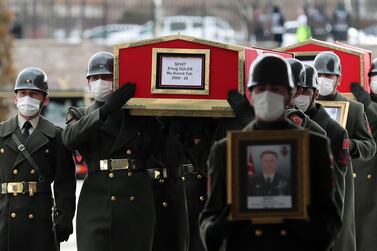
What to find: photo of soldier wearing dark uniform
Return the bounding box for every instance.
[324,107,341,122]
[248,149,290,197]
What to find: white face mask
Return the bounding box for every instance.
[16,96,41,117]
[253,91,285,122]
[294,95,311,112]
[318,77,336,96]
[89,79,113,102]
[370,76,377,94]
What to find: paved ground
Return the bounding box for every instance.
[61,179,83,251]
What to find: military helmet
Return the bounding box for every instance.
[287,58,306,87]
[14,67,48,94]
[86,51,114,79]
[313,51,342,76]
[247,54,294,90]
[304,64,319,90]
[369,58,377,77]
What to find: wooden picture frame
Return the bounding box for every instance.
[227,129,310,224]
[316,101,350,128]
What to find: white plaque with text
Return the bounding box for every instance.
[160,57,203,87]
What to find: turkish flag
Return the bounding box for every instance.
[247,153,255,176]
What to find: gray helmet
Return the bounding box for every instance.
[369,58,377,77]
[287,58,306,88]
[14,67,48,94]
[313,51,342,76]
[247,54,294,90]
[304,64,319,90]
[86,51,114,79]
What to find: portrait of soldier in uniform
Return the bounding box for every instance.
[247,146,292,209]
[324,107,341,122]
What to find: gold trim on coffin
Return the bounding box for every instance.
[151,48,210,95]
[278,38,367,88]
[123,98,235,117]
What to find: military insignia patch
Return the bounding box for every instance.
[342,139,350,150]
[290,114,303,126]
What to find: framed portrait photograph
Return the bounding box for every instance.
[227,129,310,224]
[317,101,350,128]
[151,48,210,95]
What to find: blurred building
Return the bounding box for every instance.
[6,0,375,39]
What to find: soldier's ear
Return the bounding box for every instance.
[249,91,254,106]
[42,96,49,106]
[336,76,342,86]
[314,89,319,99]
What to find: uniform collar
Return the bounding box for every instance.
[17,114,39,130]
[263,173,275,181]
[319,91,346,102]
[0,115,55,138]
[305,103,319,118]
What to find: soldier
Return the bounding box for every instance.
[166,117,214,251]
[295,63,349,217]
[349,58,377,251]
[0,67,76,251]
[314,51,376,251]
[286,58,326,135]
[248,150,290,196]
[199,54,341,251]
[62,51,185,251]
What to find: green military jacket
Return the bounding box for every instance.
[62,101,184,251]
[354,96,377,251]
[0,115,76,251]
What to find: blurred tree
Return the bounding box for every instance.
[234,0,255,43]
[176,6,204,16]
[0,0,15,121]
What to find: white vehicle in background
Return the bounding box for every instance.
[160,15,236,43]
[82,24,143,45]
[105,25,144,45]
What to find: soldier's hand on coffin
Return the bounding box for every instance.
[227,90,254,122]
[351,82,371,109]
[56,224,72,242]
[100,82,136,120]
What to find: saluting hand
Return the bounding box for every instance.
[99,82,136,120]
[227,90,255,122]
